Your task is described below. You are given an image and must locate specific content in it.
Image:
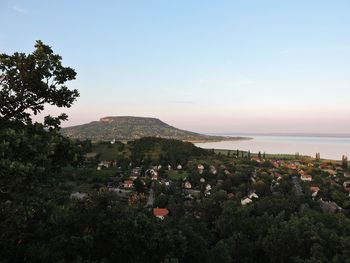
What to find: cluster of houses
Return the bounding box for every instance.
[92,152,349,219]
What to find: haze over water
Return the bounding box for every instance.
[195,134,350,160]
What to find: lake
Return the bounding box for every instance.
[195,135,350,160]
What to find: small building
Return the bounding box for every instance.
[300,174,312,182]
[209,165,217,175]
[70,192,88,200]
[343,181,350,192]
[99,160,111,168]
[310,186,320,197]
[241,197,253,205]
[184,181,192,189]
[197,164,204,174]
[131,167,142,177]
[153,208,169,220]
[249,192,259,199]
[123,180,134,189]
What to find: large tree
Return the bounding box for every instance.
[0,41,80,195]
[0,40,79,128]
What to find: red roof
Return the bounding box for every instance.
[310,186,320,192]
[153,208,169,217]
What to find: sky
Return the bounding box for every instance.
[1,0,350,134]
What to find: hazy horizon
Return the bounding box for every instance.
[2,0,350,134]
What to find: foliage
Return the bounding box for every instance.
[0,40,78,126]
[2,42,350,262]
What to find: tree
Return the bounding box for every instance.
[0,41,80,197]
[0,40,79,128]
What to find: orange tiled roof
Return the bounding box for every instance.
[153,208,169,217]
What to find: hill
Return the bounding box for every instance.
[61,116,245,142]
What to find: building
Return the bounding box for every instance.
[153,208,169,220]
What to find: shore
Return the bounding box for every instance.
[185,136,252,144]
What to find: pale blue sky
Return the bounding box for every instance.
[1,0,350,133]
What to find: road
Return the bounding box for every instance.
[292,176,303,196]
[145,186,155,207]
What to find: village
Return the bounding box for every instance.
[73,142,350,220]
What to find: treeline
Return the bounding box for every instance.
[128,137,210,166]
[2,188,350,262]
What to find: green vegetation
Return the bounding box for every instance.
[2,42,350,262]
[61,115,247,142]
[167,170,188,181]
[91,141,125,160]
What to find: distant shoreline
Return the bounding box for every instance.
[209,133,350,138]
[186,136,252,143]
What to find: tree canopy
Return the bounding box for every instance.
[0,40,79,128]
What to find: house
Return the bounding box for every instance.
[131,167,142,177]
[98,160,111,169]
[209,165,217,175]
[241,197,253,205]
[310,186,320,197]
[184,181,192,189]
[123,180,133,189]
[300,173,312,182]
[70,192,88,200]
[153,208,169,220]
[343,181,350,192]
[204,184,212,196]
[344,172,350,178]
[197,164,204,174]
[249,192,259,199]
[146,169,158,180]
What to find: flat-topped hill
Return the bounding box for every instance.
[61,116,246,142]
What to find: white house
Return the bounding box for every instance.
[241,197,253,205]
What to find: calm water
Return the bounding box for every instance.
[195,135,350,160]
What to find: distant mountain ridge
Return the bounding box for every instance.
[61,116,245,142]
